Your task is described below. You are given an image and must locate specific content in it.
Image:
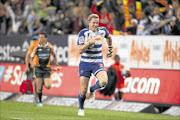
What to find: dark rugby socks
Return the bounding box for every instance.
[37,89,42,103]
[90,80,101,92]
[78,92,86,109]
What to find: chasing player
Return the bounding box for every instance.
[30,31,59,107]
[77,14,113,116]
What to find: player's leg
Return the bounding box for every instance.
[114,88,120,100]
[35,78,43,107]
[119,91,123,101]
[43,68,52,89]
[78,62,92,116]
[90,70,108,92]
[89,63,107,102]
[33,79,38,103]
[34,67,43,107]
[30,67,38,103]
[89,71,108,102]
[43,78,52,89]
[119,88,125,102]
[90,63,108,92]
[78,76,89,116]
[79,76,89,108]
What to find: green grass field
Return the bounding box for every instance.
[0,101,179,120]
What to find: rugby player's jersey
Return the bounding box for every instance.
[77,27,109,63]
[31,42,55,68]
[28,40,39,54]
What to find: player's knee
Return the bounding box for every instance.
[45,85,51,89]
[100,79,108,87]
[80,87,88,95]
[37,89,42,93]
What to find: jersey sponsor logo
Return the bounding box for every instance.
[98,63,103,67]
[124,77,160,95]
[38,49,42,51]
[80,70,84,74]
[38,54,49,57]
[79,36,85,44]
[95,37,103,41]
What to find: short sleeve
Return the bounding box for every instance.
[49,43,55,55]
[30,47,38,58]
[28,41,36,53]
[77,31,85,46]
[103,27,109,38]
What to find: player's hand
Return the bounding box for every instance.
[25,67,30,72]
[54,65,61,71]
[87,36,96,45]
[107,46,113,57]
[31,63,36,68]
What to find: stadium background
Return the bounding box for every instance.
[0,0,180,118]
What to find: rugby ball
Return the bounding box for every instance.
[121,67,130,77]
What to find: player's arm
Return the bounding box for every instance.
[77,32,95,54]
[30,47,37,68]
[25,51,31,72]
[50,45,59,70]
[106,34,112,47]
[52,53,59,70]
[78,36,95,54]
[52,52,59,66]
[105,29,113,57]
[25,42,35,72]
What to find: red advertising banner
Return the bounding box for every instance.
[0,63,111,99]
[123,69,180,105]
[0,63,179,104]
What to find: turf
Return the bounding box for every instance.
[0,101,179,120]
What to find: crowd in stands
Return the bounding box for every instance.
[0,0,179,36]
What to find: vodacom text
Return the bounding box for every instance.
[124,77,160,95]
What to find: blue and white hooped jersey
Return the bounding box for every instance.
[77,27,109,63]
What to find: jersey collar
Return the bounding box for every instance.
[88,27,99,33]
[38,42,48,47]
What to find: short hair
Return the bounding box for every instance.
[114,54,120,62]
[87,14,99,23]
[39,31,47,38]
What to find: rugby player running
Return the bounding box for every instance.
[30,31,59,107]
[77,14,113,116]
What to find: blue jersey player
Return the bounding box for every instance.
[77,14,113,116]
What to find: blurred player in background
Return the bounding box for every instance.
[77,14,113,116]
[30,31,59,107]
[110,55,130,101]
[25,36,39,73]
[25,35,39,102]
